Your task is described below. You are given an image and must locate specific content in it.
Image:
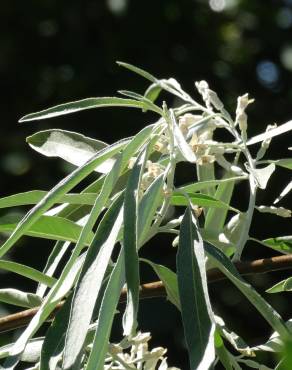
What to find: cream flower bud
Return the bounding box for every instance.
[257,205,292,218]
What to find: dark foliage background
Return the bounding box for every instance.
[1,0,292,368]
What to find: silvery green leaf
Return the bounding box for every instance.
[123,148,149,336]
[274,180,292,204]
[27,130,114,174]
[19,96,162,122]
[62,195,124,369]
[138,173,164,245]
[0,289,42,308]
[177,207,215,370]
[205,243,290,339]
[84,252,125,370]
[204,173,236,233]
[0,138,128,259]
[170,110,197,163]
[249,163,275,189]
[247,120,292,145]
[0,338,44,362]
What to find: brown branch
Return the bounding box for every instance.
[1,254,292,333]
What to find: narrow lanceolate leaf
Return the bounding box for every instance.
[0,289,42,308]
[171,192,239,212]
[177,176,246,194]
[274,180,292,204]
[266,158,292,170]
[177,207,215,370]
[138,174,164,245]
[123,148,149,336]
[0,215,94,244]
[204,173,236,232]
[205,243,290,339]
[0,260,55,287]
[266,277,292,293]
[36,241,70,298]
[0,338,44,362]
[247,120,292,146]
[3,254,85,369]
[26,130,115,174]
[19,97,162,122]
[0,190,97,209]
[62,196,124,370]
[0,138,127,259]
[141,259,180,310]
[117,61,157,83]
[170,110,197,163]
[85,252,125,370]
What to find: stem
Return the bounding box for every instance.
[1,254,292,334]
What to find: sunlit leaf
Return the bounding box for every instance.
[170,110,197,163]
[250,163,275,189]
[0,289,42,308]
[0,260,55,287]
[62,196,124,370]
[0,138,127,259]
[19,97,161,122]
[123,148,148,336]
[274,180,292,204]
[117,61,157,83]
[266,277,292,293]
[0,338,44,362]
[85,252,125,370]
[0,215,94,244]
[261,236,292,254]
[204,173,236,232]
[138,173,164,245]
[26,130,115,174]
[171,192,239,212]
[247,120,292,146]
[177,207,215,370]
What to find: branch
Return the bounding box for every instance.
[1,254,292,333]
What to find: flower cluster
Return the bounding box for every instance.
[103,332,180,370]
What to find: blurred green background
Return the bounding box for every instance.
[1,0,292,368]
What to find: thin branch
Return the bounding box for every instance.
[1,254,292,333]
